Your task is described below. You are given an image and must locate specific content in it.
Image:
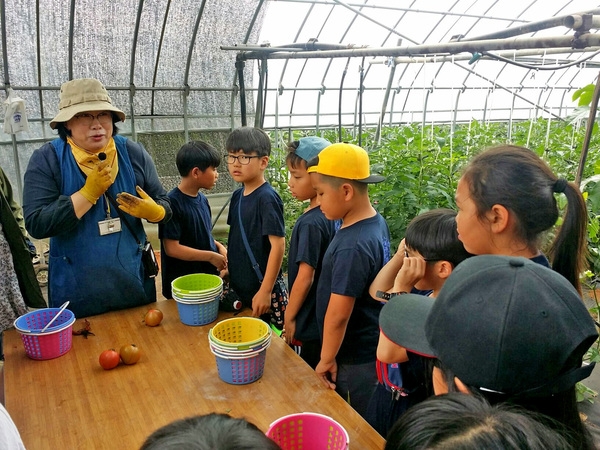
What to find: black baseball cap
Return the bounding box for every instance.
[379,294,436,358]
[425,255,597,397]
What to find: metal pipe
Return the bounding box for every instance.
[367,47,600,65]
[184,0,208,90]
[331,0,419,46]
[151,0,171,118]
[129,0,144,88]
[230,34,600,60]
[0,0,9,86]
[236,58,247,126]
[358,58,364,146]
[129,0,145,141]
[3,84,589,93]
[255,58,267,128]
[576,71,600,185]
[223,42,354,53]
[375,61,396,144]
[0,0,23,201]
[68,0,75,79]
[564,14,600,31]
[464,9,600,41]
[266,0,525,24]
[35,0,47,142]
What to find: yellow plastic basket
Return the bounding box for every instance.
[209,317,270,350]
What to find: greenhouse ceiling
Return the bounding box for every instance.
[1,0,600,191]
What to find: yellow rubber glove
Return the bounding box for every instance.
[79,163,112,204]
[116,185,165,222]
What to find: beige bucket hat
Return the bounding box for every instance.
[50,78,126,129]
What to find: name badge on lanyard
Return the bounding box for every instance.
[98,218,122,236]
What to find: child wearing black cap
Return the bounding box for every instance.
[381,255,598,449]
[307,142,389,419]
[284,136,339,368]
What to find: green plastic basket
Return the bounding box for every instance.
[171,273,223,295]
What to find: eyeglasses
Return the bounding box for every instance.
[405,249,439,262]
[73,112,113,126]
[224,154,261,165]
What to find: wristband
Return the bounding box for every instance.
[375,290,408,301]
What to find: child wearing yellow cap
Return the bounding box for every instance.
[307,142,389,419]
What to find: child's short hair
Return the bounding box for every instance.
[225,127,271,157]
[140,413,281,450]
[405,208,471,267]
[316,173,369,194]
[287,136,332,169]
[176,141,221,176]
[286,141,305,169]
[385,392,574,450]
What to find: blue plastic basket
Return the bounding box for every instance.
[175,296,219,326]
[215,348,267,385]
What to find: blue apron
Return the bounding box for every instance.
[49,136,151,318]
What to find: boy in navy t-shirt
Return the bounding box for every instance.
[307,143,390,419]
[225,127,286,326]
[285,136,339,369]
[159,141,227,299]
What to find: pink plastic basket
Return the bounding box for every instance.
[14,308,76,360]
[266,412,350,450]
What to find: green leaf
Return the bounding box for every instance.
[572,84,595,106]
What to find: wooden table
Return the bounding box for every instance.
[3,300,385,449]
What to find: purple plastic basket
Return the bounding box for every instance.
[214,347,267,384]
[14,308,76,360]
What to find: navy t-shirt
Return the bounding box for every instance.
[288,206,339,342]
[316,213,391,364]
[227,183,285,304]
[159,187,218,299]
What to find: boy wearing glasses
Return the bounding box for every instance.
[224,127,287,327]
[159,141,227,300]
[365,208,472,436]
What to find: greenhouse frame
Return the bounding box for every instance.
[2,1,600,448]
[1,0,599,199]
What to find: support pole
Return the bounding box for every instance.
[235,58,247,127]
[576,71,600,185]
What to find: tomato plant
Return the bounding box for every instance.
[99,349,120,370]
[119,344,141,365]
[144,308,163,327]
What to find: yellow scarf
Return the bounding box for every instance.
[68,137,119,182]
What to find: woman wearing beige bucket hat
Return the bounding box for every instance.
[22,78,172,318]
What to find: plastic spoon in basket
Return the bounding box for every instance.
[40,301,70,333]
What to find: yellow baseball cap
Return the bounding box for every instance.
[307,142,385,183]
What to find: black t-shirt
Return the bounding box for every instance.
[159,187,218,299]
[226,183,285,304]
[288,206,339,341]
[316,213,391,364]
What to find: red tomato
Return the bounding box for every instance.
[119,344,141,365]
[144,309,163,327]
[99,349,120,370]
